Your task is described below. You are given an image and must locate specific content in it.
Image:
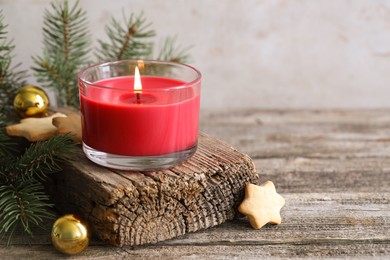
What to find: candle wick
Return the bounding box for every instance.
[136,92,141,104]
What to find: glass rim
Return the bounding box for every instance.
[78,59,202,92]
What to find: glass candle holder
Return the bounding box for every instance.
[78,60,201,171]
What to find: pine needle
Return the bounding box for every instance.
[0,11,27,113]
[0,134,78,245]
[157,36,192,63]
[0,180,54,245]
[10,134,78,182]
[32,0,90,107]
[96,11,155,61]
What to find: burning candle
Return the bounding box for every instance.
[78,60,201,171]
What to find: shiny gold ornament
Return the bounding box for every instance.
[51,214,90,255]
[13,85,50,118]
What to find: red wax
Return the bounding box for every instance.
[80,76,200,156]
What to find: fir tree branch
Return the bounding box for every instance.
[0,114,18,162]
[0,10,27,113]
[157,36,192,63]
[32,0,90,107]
[10,134,78,183]
[0,134,78,245]
[0,180,54,245]
[96,11,155,61]
[32,51,68,90]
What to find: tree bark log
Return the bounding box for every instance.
[48,132,258,246]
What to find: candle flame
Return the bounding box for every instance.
[134,66,142,93]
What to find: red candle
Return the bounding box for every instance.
[80,76,200,156]
[78,60,201,170]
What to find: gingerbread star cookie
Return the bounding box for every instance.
[52,113,82,143]
[238,181,285,229]
[6,113,67,142]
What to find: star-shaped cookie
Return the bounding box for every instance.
[52,113,82,143]
[6,113,66,142]
[238,181,285,229]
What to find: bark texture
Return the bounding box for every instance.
[48,132,258,246]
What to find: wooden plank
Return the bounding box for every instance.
[2,192,389,258]
[255,157,390,193]
[1,109,390,258]
[201,109,390,157]
[3,243,389,259]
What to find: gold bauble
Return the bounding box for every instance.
[13,85,49,118]
[51,214,90,255]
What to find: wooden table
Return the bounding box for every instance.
[2,109,390,259]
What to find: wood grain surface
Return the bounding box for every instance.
[1,109,389,259]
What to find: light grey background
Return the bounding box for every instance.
[2,0,390,110]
